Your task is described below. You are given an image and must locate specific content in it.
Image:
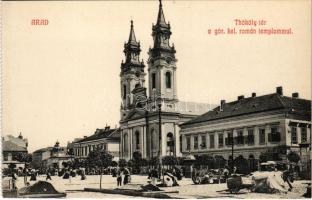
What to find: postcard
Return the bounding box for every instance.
[1,0,311,198]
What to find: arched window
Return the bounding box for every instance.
[124,133,128,154]
[166,132,174,155]
[165,72,172,88]
[123,85,127,100]
[152,73,156,89]
[179,135,182,153]
[135,131,140,150]
[135,83,141,88]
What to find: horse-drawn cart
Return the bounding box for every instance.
[227,174,254,193]
[192,169,226,184]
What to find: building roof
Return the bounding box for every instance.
[128,20,138,46]
[32,147,53,154]
[181,93,311,126]
[76,127,120,143]
[2,141,27,152]
[156,0,168,27]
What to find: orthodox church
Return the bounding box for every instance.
[119,0,213,160]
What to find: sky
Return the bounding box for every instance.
[2,0,311,152]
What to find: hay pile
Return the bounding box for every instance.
[19,181,61,195]
[252,171,288,193]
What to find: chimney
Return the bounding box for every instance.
[220,100,226,110]
[238,95,244,101]
[252,93,256,98]
[276,86,283,95]
[292,92,299,98]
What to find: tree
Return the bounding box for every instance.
[72,158,83,169]
[111,161,118,167]
[177,157,186,165]
[14,152,32,164]
[62,161,69,169]
[215,155,226,168]
[127,159,134,168]
[195,154,215,169]
[149,157,160,166]
[118,159,127,168]
[13,152,32,185]
[162,156,178,166]
[8,163,16,172]
[67,148,74,156]
[141,158,148,166]
[86,149,113,189]
[259,152,274,163]
[133,151,142,161]
[287,151,300,163]
[132,151,143,174]
[234,155,249,174]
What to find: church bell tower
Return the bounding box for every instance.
[120,20,146,119]
[148,0,178,102]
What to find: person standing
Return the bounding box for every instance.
[117,169,122,187]
[11,171,18,189]
[30,170,37,181]
[223,166,229,180]
[23,167,28,186]
[283,165,294,192]
[81,168,86,180]
[151,168,158,186]
[123,167,130,185]
[46,171,52,181]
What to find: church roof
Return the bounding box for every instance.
[33,147,53,154]
[128,20,138,45]
[181,93,311,126]
[156,0,168,27]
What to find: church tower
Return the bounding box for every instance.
[148,0,177,102]
[120,20,146,119]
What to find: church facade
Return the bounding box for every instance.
[119,1,212,160]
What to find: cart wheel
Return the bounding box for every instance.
[196,177,202,184]
[234,187,240,194]
[193,176,201,184]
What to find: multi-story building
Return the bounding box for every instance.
[119,0,213,160]
[31,141,73,170]
[67,138,83,156]
[72,126,120,161]
[2,133,28,169]
[180,87,311,168]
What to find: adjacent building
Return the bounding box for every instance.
[2,133,28,169]
[31,141,73,170]
[180,87,311,166]
[72,126,120,161]
[119,0,213,160]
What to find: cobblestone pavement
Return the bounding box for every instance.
[14,175,309,198]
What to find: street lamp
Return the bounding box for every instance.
[157,98,163,180]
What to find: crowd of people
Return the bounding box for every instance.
[8,161,299,194]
